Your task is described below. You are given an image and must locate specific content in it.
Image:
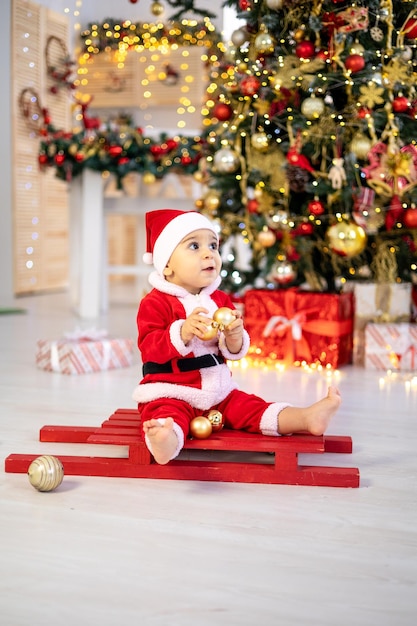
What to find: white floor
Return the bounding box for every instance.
[1,287,417,626]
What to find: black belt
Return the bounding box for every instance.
[142,353,225,376]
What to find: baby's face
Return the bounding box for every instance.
[163,229,221,294]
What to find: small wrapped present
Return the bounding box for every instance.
[36,328,135,374]
[365,323,417,371]
[344,282,412,365]
[243,288,354,368]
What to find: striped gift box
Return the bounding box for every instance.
[364,323,417,371]
[36,337,135,374]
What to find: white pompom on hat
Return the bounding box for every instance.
[143,209,219,276]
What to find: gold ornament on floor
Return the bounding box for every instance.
[326,220,367,258]
[28,455,64,492]
[206,409,224,432]
[190,416,212,439]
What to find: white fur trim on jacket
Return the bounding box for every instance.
[132,363,239,411]
[259,402,292,437]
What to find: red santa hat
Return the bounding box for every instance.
[143,209,218,276]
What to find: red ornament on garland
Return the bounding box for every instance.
[239,0,251,9]
[345,54,365,73]
[54,153,65,166]
[403,208,417,229]
[129,0,139,4]
[392,96,409,113]
[295,41,315,59]
[240,75,261,96]
[308,199,325,216]
[247,198,260,213]
[404,17,417,39]
[108,145,123,158]
[213,102,233,121]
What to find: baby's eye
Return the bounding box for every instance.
[209,241,218,250]
[189,242,199,250]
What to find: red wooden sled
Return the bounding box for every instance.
[4,408,360,487]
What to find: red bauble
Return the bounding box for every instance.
[294,221,314,236]
[118,157,130,165]
[38,154,48,166]
[74,152,85,163]
[240,75,261,96]
[239,0,251,9]
[404,208,417,229]
[392,96,409,113]
[213,102,233,121]
[247,198,260,213]
[129,0,138,4]
[181,155,192,165]
[308,199,325,216]
[345,54,365,73]
[316,49,330,62]
[295,41,315,59]
[54,153,65,166]
[357,106,371,119]
[404,18,417,39]
[108,145,123,158]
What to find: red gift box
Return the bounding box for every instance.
[243,288,354,368]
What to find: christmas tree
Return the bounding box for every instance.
[195,0,417,294]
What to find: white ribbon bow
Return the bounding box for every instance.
[262,315,303,341]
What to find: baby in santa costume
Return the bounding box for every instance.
[133,209,341,465]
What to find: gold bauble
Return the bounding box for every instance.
[190,416,213,439]
[213,147,240,174]
[207,409,224,432]
[265,0,283,9]
[200,322,219,341]
[327,221,367,258]
[194,198,204,210]
[269,259,296,285]
[251,132,269,152]
[213,307,235,330]
[231,28,248,48]
[204,191,221,211]
[28,455,64,492]
[142,171,156,184]
[293,27,306,42]
[257,228,276,248]
[301,96,325,120]
[254,31,275,55]
[350,132,372,160]
[151,1,164,17]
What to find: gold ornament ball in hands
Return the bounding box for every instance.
[190,416,213,439]
[207,409,224,432]
[201,307,235,340]
[213,307,235,331]
[327,221,367,258]
[28,455,64,492]
[200,322,219,341]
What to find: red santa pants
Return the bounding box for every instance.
[138,389,275,440]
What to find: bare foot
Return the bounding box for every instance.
[278,386,341,436]
[143,417,179,465]
[305,386,341,436]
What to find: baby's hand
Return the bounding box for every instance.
[222,309,244,353]
[181,307,213,344]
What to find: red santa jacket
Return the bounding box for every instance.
[132,272,250,410]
